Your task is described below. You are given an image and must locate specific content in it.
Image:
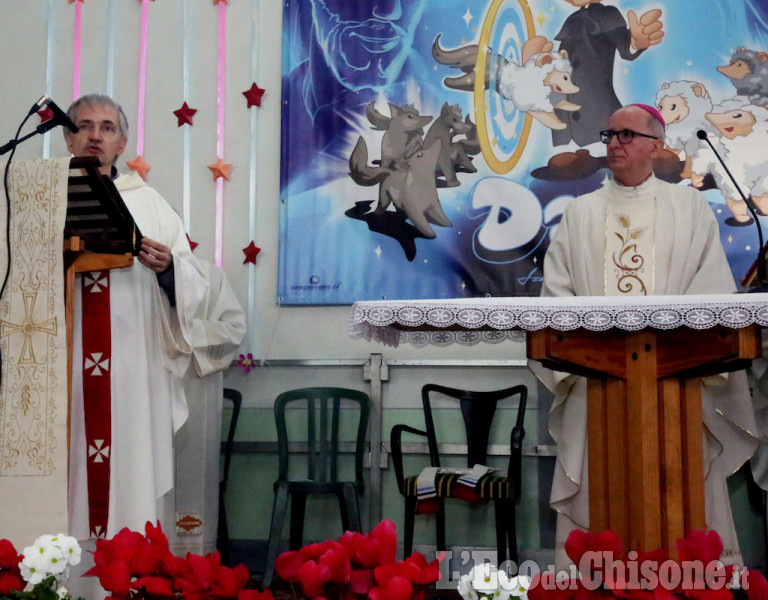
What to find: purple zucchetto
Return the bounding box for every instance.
[628,103,666,129]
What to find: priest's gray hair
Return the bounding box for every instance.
[65,94,130,139]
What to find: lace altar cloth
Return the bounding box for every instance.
[348,293,768,347]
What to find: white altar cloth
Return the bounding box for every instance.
[348,293,768,347]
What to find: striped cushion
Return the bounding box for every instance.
[403,472,513,501]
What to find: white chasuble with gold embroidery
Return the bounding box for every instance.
[539,175,759,570]
[0,158,70,547]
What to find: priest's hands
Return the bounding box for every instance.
[139,237,172,273]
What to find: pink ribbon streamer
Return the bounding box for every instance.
[214,0,227,267]
[136,0,150,157]
[72,0,82,100]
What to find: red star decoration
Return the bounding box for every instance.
[213,0,229,4]
[173,102,197,127]
[186,234,199,252]
[243,83,266,108]
[207,158,232,181]
[37,106,54,123]
[243,241,261,265]
[68,0,84,3]
[127,155,151,180]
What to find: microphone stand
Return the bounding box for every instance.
[697,130,768,293]
[0,118,58,156]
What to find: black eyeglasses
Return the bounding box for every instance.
[599,129,660,144]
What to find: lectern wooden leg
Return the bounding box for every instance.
[680,378,706,534]
[626,330,663,554]
[587,377,629,542]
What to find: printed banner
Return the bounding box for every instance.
[278,0,768,304]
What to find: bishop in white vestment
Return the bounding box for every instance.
[534,105,760,569]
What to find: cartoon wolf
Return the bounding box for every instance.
[348,136,452,239]
[423,102,477,186]
[365,102,433,168]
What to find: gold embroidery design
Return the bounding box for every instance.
[611,213,648,295]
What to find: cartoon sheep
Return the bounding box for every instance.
[691,101,768,225]
[655,80,715,179]
[497,36,580,130]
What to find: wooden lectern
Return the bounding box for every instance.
[527,323,762,558]
[63,156,142,403]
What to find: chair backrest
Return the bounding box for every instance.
[421,383,527,475]
[221,387,243,491]
[274,387,370,485]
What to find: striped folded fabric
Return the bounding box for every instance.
[457,464,491,487]
[416,467,440,499]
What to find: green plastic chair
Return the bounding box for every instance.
[263,387,370,588]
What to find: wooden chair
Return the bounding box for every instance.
[390,383,527,564]
[262,387,370,588]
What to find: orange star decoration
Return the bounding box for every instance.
[173,102,197,127]
[207,158,232,181]
[243,241,261,264]
[37,106,54,124]
[127,155,151,180]
[186,234,199,252]
[243,83,266,108]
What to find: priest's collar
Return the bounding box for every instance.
[609,172,656,196]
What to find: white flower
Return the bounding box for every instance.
[458,564,511,600]
[19,533,82,585]
[56,585,70,599]
[507,574,532,599]
[53,534,82,567]
[459,573,480,599]
[19,552,48,586]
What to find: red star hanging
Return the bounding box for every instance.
[127,155,151,180]
[243,241,261,265]
[37,106,54,124]
[186,234,199,252]
[173,102,197,127]
[243,83,266,108]
[207,158,232,181]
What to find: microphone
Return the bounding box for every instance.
[27,95,49,116]
[31,95,79,134]
[697,129,768,292]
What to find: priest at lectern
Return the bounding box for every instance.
[62,94,211,542]
[533,104,761,569]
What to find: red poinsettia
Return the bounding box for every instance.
[565,528,623,581]
[86,521,270,600]
[534,529,768,600]
[275,519,439,600]
[369,553,440,600]
[0,539,25,594]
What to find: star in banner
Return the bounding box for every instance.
[127,155,151,179]
[186,234,199,252]
[207,158,232,181]
[173,102,197,127]
[37,106,54,123]
[242,83,265,108]
[243,241,261,265]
